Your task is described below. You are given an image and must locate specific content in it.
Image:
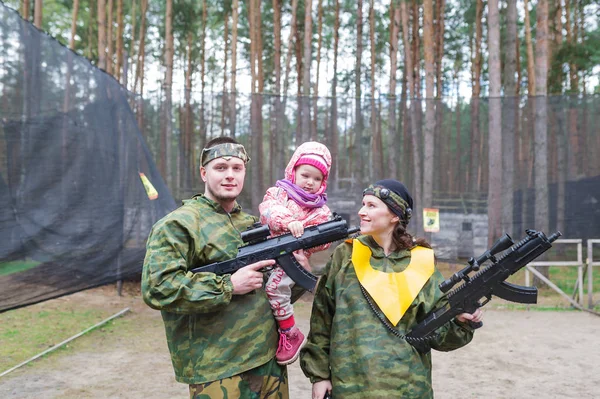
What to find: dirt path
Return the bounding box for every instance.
[1,287,599,398]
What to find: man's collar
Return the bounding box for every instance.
[194,194,241,213]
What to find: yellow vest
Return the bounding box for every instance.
[352,239,435,326]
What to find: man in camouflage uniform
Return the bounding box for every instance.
[142,136,294,399]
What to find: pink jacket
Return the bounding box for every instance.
[259,142,333,256]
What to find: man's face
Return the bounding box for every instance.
[201,157,246,205]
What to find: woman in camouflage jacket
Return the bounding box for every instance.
[300,179,483,399]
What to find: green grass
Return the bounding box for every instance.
[0,305,116,370]
[548,265,600,294]
[0,260,41,276]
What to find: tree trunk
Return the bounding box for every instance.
[256,0,264,196]
[354,0,364,187]
[97,0,106,69]
[547,0,564,93]
[534,0,550,282]
[128,0,137,89]
[282,0,299,105]
[400,73,410,186]
[256,0,264,94]
[434,0,445,192]
[200,0,207,148]
[502,0,517,237]
[33,0,42,28]
[184,32,194,191]
[115,0,123,82]
[106,0,113,75]
[401,0,422,235]
[133,0,147,95]
[69,0,79,49]
[221,11,229,136]
[230,0,239,137]
[21,0,30,20]
[455,77,462,193]
[524,0,536,95]
[369,0,381,180]
[249,0,263,210]
[86,0,95,61]
[487,0,502,245]
[470,0,483,192]
[435,0,445,98]
[312,0,324,141]
[295,19,303,145]
[272,0,285,176]
[162,0,174,186]
[387,3,401,178]
[565,0,577,93]
[423,0,435,232]
[328,0,340,190]
[300,0,313,145]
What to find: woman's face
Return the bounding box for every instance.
[358,194,399,237]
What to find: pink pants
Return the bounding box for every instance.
[265,266,294,321]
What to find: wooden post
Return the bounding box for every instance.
[588,240,595,309]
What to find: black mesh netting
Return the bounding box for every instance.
[0,3,176,312]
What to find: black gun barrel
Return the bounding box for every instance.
[548,231,562,242]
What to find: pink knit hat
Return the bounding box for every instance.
[294,154,329,178]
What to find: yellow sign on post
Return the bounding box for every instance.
[423,208,440,233]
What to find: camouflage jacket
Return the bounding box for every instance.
[141,194,278,384]
[300,235,475,399]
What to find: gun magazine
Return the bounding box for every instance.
[359,284,436,353]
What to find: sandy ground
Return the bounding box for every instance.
[1,286,599,399]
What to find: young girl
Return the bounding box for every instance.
[300,179,483,399]
[259,141,333,365]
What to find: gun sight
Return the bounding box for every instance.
[240,224,271,244]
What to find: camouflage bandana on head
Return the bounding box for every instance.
[200,143,250,166]
[363,184,413,225]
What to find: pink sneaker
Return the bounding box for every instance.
[275,326,307,365]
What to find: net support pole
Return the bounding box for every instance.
[0,307,130,378]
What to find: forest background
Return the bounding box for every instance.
[6,0,600,247]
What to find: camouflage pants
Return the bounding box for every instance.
[189,358,289,399]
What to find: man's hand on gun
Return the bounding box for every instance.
[231,260,276,295]
[292,249,312,272]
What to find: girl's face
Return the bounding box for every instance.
[358,195,399,237]
[294,164,324,194]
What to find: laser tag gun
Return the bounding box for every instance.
[405,229,561,351]
[191,213,360,291]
